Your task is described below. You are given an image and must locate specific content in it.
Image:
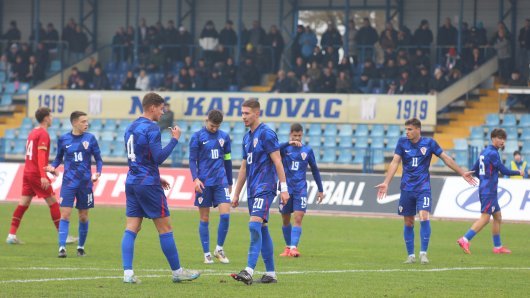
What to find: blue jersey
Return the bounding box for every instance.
[471,145,520,196]
[51,132,103,188]
[395,137,443,191]
[189,127,233,186]
[243,123,279,198]
[124,117,178,185]
[280,143,323,195]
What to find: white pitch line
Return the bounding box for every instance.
[1,267,530,284]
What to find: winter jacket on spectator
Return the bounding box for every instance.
[199,21,219,51]
[219,22,237,47]
[207,72,225,91]
[238,59,260,88]
[92,71,111,90]
[355,23,378,46]
[413,22,433,47]
[318,69,336,93]
[299,28,318,59]
[135,72,150,91]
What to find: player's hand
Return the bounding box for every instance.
[375,182,388,200]
[169,125,181,140]
[288,140,302,147]
[40,177,50,190]
[228,185,232,194]
[280,191,289,205]
[194,178,205,193]
[160,178,171,190]
[44,166,58,176]
[317,192,324,204]
[232,196,240,208]
[462,171,478,186]
[91,172,101,182]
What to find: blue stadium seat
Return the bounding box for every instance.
[307,123,321,136]
[519,114,530,128]
[371,136,385,149]
[99,140,112,156]
[13,139,27,155]
[504,126,518,139]
[4,129,16,140]
[338,136,353,148]
[321,148,336,163]
[17,127,31,139]
[323,124,337,137]
[231,145,243,160]
[265,122,276,132]
[50,60,62,72]
[338,124,353,137]
[21,117,33,129]
[521,140,530,154]
[469,139,485,150]
[0,94,12,106]
[175,120,188,131]
[372,148,385,164]
[453,139,468,150]
[337,150,351,164]
[520,129,530,141]
[4,83,16,94]
[17,83,30,94]
[100,131,114,141]
[0,72,6,82]
[161,131,172,146]
[189,121,203,132]
[485,113,500,128]
[386,125,401,137]
[308,135,321,148]
[277,132,289,141]
[278,123,291,135]
[370,124,385,137]
[105,61,116,73]
[105,119,117,130]
[220,122,231,133]
[469,126,484,140]
[385,136,400,150]
[90,119,103,131]
[352,148,366,164]
[232,122,246,135]
[504,140,519,153]
[355,136,369,148]
[354,124,368,137]
[454,150,468,166]
[323,135,336,147]
[502,114,517,127]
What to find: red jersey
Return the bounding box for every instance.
[24,127,50,177]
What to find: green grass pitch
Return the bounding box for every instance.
[0,203,528,297]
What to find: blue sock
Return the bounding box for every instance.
[404,225,414,255]
[121,230,137,270]
[493,234,502,247]
[464,229,477,241]
[291,226,302,247]
[420,220,431,253]
[282,224,292,246]
[217,214,230,247]
[78,221,89,247]
[247,222,262,270]
[159,232,181,271]
[261,225,275,272]
[199,221,209,253]
[58,219,69,247]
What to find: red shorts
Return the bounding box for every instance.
[22,173,54,198]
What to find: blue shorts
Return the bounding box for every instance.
[248,193,274,223]
[60,185,94,209]
[480,195,501,214]
[398,190,432,216]
[125,184,170,219]
[194,185,231,208]
[279,193,308,214]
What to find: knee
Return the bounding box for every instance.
[79,214,89,223]
[200,215,209,222]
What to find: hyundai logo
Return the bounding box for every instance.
[456,187,512,213]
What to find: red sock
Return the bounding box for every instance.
[49,202,61,230]
[9,205,29,235]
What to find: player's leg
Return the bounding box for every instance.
[36,176,60,231]
[214,200,231,264]
[289,194,307,257]
[122,184,143,283]
[279,194,293,256]
[399,191,416,263]
[457,196,494,254]
[6,193,32,244]
[76,188,94,256]
[491,210,510,253]
[57,206,73,258]
[198,207,213,263]
[259,194,277,282]
[417,191,432,264]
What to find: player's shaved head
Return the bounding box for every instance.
[242,98,260,110]
[35,107,51,123]
[290,123,303,133]
[208,109,224,125]
[491,128,507,140]
[70,111,87,123]
[142,92,165,109]
[404,118,421,129]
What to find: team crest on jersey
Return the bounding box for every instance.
[198,197,203,204]
[253,137,258,148]
[301,152,307,160]
[219,138,225,147]
[82,141,89,150]
[420,147,427,155]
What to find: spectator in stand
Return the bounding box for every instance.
[466,47,485,73]
[292,57,307,79]
[508,151,529,179]
[308,46,323,66]
[379,22,398,51]
[92,66,111,90]
[307,61,322,83]
[387,80,398,94]
[66,67,82,89]
[410,48,430,74]
[428,68,447,94]
[397,70,414,94]
[287,71,301,91]
[270,70,293,93]
[183,55,194,70]
[299,26,318,63]
[188,68,205,91]
[447,68,462,86]
[413,20,433,54]
[444,47,463,73]
[300,74,313,93]
[177,26,193,62]
[266,25,284,73]
[124,26,135,62]
[35,42,49,70]
[336,71,351,93]
[3,21,21,49]
[382,58,400,84]
[158,103,174,131]
[238,57,260,88]
[195,58,210,81]
[73,78,88,90]
[146,47,165,73]
[135,69,150,91]
[29,23,46,44]
[414,66,431,94]
[438,17,458,56]
[397,57,412,78]
[87,57,101,84]
[62,18,77,53]
[491,28,512,83]
[518,19,530,78]
[122,71,137,90]
[219,20,237,52]
[11,55,28,82]
[71,25,88,62]
[112,27,127,62]
[249,20,267,48]
[337,57,352,78]
[199,20,219,65]
[0,55,11,77]
[45,23,59,51]
[318,67,336,93]
[164,20,179,62]
[206,71,225,91]
[344,19,358,66]
[355,18,379,62]
[397,25,413,49]
[19,43,33,65]
[467,25,487,49]
[291,25,304,65]
[322,46,338,67]
[6,43,19,64]
[222,57,237,86]
[321,22,343,62]
[212,44,229,66]
[173,67,190,91]
[26,55,45,85]
[504,70,529,113]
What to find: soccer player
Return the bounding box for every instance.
[376,118,476,264]
[457,128,523,254]
[189,109,233,264]
[121,92,199,284]
[231,98,290,285]
[45,111,103,258]
[278,123,324,258]
[6,107,62,244]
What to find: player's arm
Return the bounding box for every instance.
[188,133,204,193]
[376,153,402,199]
[308,149,324,203]
[439,151,476,185]
[37,133,51,189]
[232,159,247,208]
[270,150,289,205]
[91,137,103,181]
[223,136,233,192]
[47,137,64,176]
[495,155,523,176]
[148,126,179,165]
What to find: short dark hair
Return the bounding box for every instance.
[207,109,224,125]
[290,123,303,133]
[514,150,521,156]
[490,128,507,140]
[242,98,260,110]
[142,92,165,109]
[70,111,87,124]
[404,118,421,129]
[35,107,51,123]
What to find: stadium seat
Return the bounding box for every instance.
[161,131,172,146]
[308,135,321,148]
[220,122,231,133]
[453,139,468,150]
[338,136,353,148]
[321,148,336,163]
[371,136,385,149]
[98,140,112,156]
[502,114,517,127]
[17,127,31,139]
[0,72,6,82]
[354,124,368,137]
[354,136,369,148]
[307,123,321,136]
[50,60,62,72]
[265,122,276,132]
[231,145,243,160]
[469,139,485,150]
[504,140,519,154]
[90,119,103,131]
[386,125,401,137]
[278,123,291,135]
[323,124,337,137]
[469,126,484,140]
[175,120,188,131]
[189,121,203,132]
[385,135,400,151]
[21,117,33,129]
[4,129,16,140]
[277,131,289,141]
[352,148,366,164]
[370,124,385,137]
[485,113,500,130]
[231,134,244,145]
[0,94,12,106]
[323,135,336,147]
[4,82,16,94]
[232,122,246,135]
[521,140,530,154]
[372,148,385,164]
[338,124,353,137]
[337,150,351,164]
[519,114,530,128]
[504,126,518,139]
[105,119,117,130]
[100,131,115,142]
[17,83,30,94]
[13,139,27,155]
[520,129,530,141]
